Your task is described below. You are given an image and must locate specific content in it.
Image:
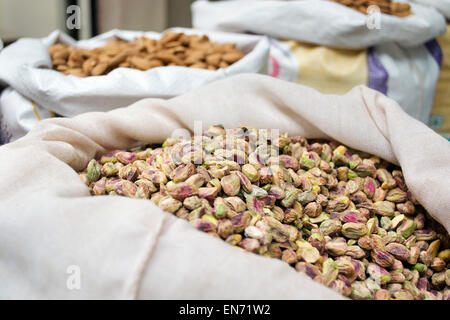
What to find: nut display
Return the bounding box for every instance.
[330,0,412,17]
[48,31,246,77]
[79,125,449,300]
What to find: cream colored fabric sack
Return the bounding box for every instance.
[0,74,448,299]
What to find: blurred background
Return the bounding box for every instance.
[0,0,448,141]
[0,0,196,44]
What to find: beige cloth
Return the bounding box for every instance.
[0,74,449,299]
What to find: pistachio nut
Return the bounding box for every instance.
[351,281,373,300]
[87,159,102,182]
[319,219,342,237]
[221,174,241,196]
[385,243,410,261]
[341,222,368,239]
[325,237,348,256]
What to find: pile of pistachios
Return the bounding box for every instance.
[79,125,449,300]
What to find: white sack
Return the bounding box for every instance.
[192,0,447,49]
[0,74,448,299]
[0,88,54,144]
[409,0,450,20]
[0,28,269,143]
[374,42,441,123]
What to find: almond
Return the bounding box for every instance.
[48,31,245,76]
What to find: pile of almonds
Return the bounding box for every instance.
[48,31,246,77]
[79,126,449,300]
[330,0,412,17]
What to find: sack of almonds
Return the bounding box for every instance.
[192,0,446,127]
[0,74,448,299]
[0,28,269,144]
[192,0,446,49]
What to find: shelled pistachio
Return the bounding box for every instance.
[79,125,449,300]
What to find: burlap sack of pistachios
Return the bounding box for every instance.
[0,74,448,299]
